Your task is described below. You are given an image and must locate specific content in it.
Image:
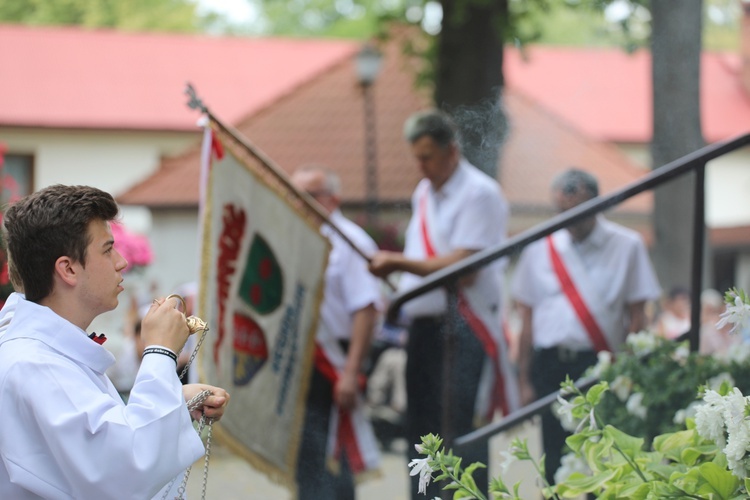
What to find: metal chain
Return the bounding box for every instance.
[177,323,210,381]
[160,323,213,500]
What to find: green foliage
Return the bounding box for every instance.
[0,0,203,32]
[593,333,750,445]
[411,379,750,499]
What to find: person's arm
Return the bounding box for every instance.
[516,302,536,406]
[626,300,648,334]
[368,248,475,278]
[335,303,378,410]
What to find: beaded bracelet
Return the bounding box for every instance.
[142,346,178,364]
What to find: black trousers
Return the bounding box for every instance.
[406,315,487,500]
[297,367,355,500]
[530,347,598,487]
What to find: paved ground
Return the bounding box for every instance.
[185,419,546,499]
[186,439,411,499]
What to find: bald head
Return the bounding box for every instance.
[291,165,341,214]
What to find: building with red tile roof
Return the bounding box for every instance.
[2,23,748,292]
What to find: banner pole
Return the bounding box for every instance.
[185,83,397,292]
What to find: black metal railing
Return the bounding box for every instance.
[385,132,750,453]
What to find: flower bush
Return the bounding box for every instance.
[413,378,750,499]
[590,331,750,445]
[408,288,750,499]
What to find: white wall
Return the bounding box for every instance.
[145,208,202,296]
[705,149,750,228]
[617,143,750,228]
[0,127,196,196]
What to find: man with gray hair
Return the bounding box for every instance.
[370,109,516,499]
[512,167,660,486]
[291,165,382,499]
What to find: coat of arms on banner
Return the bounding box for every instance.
[197,120,329,486]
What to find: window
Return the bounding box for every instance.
[1,154,33,205]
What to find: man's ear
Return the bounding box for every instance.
[54,256,78,287]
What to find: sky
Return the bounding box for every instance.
[194,0,259,25]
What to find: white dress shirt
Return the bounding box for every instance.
[317,210,382,341]
[399,159,509,320]
[0,299,204,499]
[512,216,661,350]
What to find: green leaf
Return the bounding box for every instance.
[603,425,643,460]
[653,429,696,455]
[695,462,740,499]
[565,432,590,453]
[555,470,617,498]
[585,381,609,406]
[615,481,651,499]
[680,445,712,466]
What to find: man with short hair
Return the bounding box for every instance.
[369,109,516,499]
[0,184,230,499]
[512,168,660,486]
[292,166,382,499]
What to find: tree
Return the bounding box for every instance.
[433,0,508,178]
[0,0,208,32]
[650,0,705,294]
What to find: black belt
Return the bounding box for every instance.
[536,345,596,363]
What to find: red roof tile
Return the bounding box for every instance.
[119,33,652,223]
[0,24,357,130]
[504,46,750,143]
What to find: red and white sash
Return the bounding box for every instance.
[546,235,612,353]
[417,184,520,420]
[314,336,380,478]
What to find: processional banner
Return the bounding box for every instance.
[197,114,329,486]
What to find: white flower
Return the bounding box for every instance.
[575,408,598,433]
[626,331,658,357]
[726,343,750,363]
[408,457,434,494]
[555,395,579,432]
[717,295,750,334]
[610,375,633,402]
[499,450,516,473]
[588,350,612,378]
[671,343,690,364]
[625,392,647,419]
[554,452,590,485]
[695,390,728,448]
[673,400,702,425]
[708,372,736,392]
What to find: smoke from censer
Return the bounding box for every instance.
[446,92,509,177]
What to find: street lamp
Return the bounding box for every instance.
[355,43,382,225]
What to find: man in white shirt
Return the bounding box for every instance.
[0,184,230,499]
[292,166,382,500]
[512,168,661,486]
[369,109,515,499]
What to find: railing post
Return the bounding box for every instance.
[443,285,459,447]
[441,285,460,500]
[688,163,706,352]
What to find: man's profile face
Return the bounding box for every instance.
[75,219,128,318]
[553,188,596,242]
[410,135,458,190]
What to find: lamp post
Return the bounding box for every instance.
[355,43,382,226]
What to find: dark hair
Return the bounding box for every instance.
[551,168,599,199]
[403,109,459,149]
[3,185,119,302]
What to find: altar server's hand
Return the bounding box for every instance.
[141,296,191,353]
[183,384,230,421]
